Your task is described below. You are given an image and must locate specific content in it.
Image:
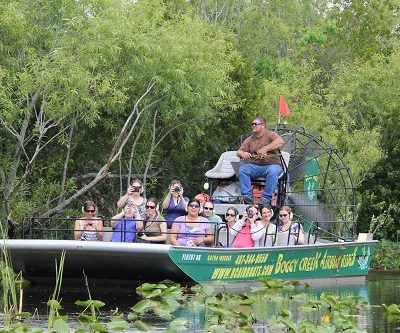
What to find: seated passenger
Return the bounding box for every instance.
[202,201,223,226]
[111,204,139,242]
[221,207,239,247]
[116,178,147,222]
[162,179,189,228]
[236,116,284,204]
[74,201,103,241]
[225,207,239,229]
[251,204,277,247]
[230,205,259,248]
[136,198,167,244]
[170,199,214,247]
[278,205,304,245]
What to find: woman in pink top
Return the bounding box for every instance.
[230,205,259,248]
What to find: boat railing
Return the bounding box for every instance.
[19,216,322,247]
[214,220,318,247]
[20,216,164,241]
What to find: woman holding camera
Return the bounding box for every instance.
[74,201,103,241]
[111,204,140,242]
[162,179,189,228]
[117,178,147,222]
[136,198,167,244]
[229,205,259,248]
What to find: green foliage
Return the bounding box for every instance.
[0,0,239,219]
[0,0,399,237]
[370,240,400,270]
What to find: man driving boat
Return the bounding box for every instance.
[236,116,284,205]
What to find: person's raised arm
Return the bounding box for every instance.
[111,211,124,228]
[162,192,172,209]
[117,185,133,208]
[134,208,144,230]
[229,218,245,237]
[179,190,188,211]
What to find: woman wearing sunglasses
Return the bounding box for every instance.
[252,204,277,247]
[136,198,167,244]
[170,199,214,247]
[278,205,304,245]
[74,201,103,241]
[218,207,239,247]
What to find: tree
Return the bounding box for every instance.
[0,0,238,221]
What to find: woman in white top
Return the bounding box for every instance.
[251,204,277,247]
[117,178,147,222]
[74,201,103,241]
[277,205,305,245]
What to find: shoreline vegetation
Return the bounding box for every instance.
[369,240,400,271]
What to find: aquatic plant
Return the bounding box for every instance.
[382,303,400,322]
[0,223,30,327]
[74,274,107,332]
[129,279,187,330]
[47,250,70,332]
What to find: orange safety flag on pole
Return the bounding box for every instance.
[279,95,291,117]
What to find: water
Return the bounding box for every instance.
[6,272,400,332]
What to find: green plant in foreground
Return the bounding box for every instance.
[382,303,400,322]
[0,223,30,328]
[74,274,107,332]
[47,250,70,333]
[130,280,188,332]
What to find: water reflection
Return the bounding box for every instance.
[3,272,400,332]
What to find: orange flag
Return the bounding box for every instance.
[279,95,291,117]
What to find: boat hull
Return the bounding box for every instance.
[4,239,376,287]
[168,240,377,285]
[5,240,189,286]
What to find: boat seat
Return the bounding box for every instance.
[102,227,113,241]
[215,226,233,247]
[205,151,240,179]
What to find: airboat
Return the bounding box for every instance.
[3,126,376,287]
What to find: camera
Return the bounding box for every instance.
[246,208,254,218]
[174,186,181,192]
[132,186,141,192]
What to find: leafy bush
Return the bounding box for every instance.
[370,240,400,270]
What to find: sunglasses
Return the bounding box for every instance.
[204,207,213,211]
[85,209,95,213]
[189,204,200,208]
[225,213,235,217]
[279,214,288,217]
[145,205,156,209]
[251,122,264,127]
